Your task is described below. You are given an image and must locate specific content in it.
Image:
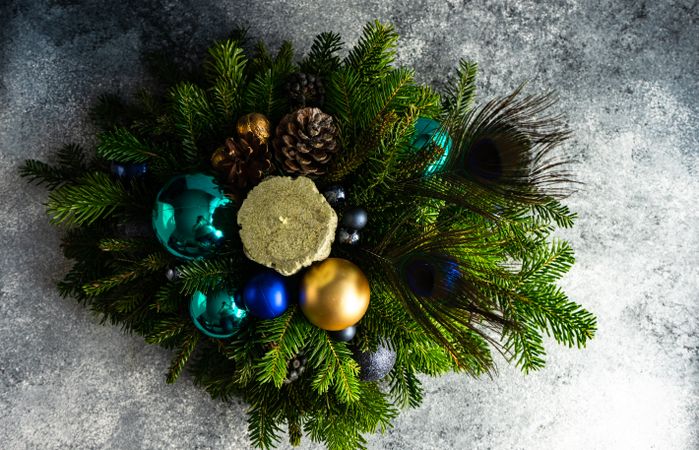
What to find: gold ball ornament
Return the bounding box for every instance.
[300,258,370,331]
[237,112,271,144]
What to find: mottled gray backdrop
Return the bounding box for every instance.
[1,1,697,449]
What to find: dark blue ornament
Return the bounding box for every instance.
[336,228,360,246]
[329,325,356,342]
[342,207,368,230]
[404,258,459,297]
[322,185,346,209]
[152,173,231,260]
[110,161,148,179]
[354,340,396,381]
[410,117,453,175]
[190,289,247,339]
[242,271,289,319]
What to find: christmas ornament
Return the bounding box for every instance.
[110,161,147,179]
[410,117,453,175]
[336,228,360,246]
[190,289,247,338]
[165,267,180,281]
[237,176,337,276]
[299,258,370,331]
[354,340,396,381]
[236,112,272,144]
[322,185,346,209]
[242,271,289,319]
[152,173,231,259]
[341,207,368,230]
[211,136,272,191]
[286,72,325,106]
[283,351,308,384]
[329,326,356,342]
[403,258,460,297]
[273,107,340,176]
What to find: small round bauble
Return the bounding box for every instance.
[336,228,360,246]
[354,340,396,382]
[190,289,247,339]
[243,271,289,319]
[237,176,337,276]
[329,325,356,342]
[411,117,453,175]
[111,161,147,180]
[165,268,180,281]
[322,185,346,209]
[341,207,368,230]
[237,112,271,144]
[300,258,370,331]
[152,173,231,259]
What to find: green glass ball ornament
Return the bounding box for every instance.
[152,173,231,259]
[190,290,247,339]
[411,117,453,175]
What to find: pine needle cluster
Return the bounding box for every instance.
[20,21,595,449]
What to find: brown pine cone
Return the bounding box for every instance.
[273,107,340,176]
[211,135,272,190]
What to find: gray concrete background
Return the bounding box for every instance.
[1,0,697,448]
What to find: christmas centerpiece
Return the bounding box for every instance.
[20,21,596,449]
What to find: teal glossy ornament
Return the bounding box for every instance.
[152,173,231,259]
[190,290,247,338]
[411,117,453,175]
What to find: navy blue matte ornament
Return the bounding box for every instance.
[404,258,459,297]
[152,173,231,260]
[189,289,247,339]
[242,271,289,319]
[322,185,346,209]
[336,228,360,246]
[110,161,147,179]
[342,207,368,230]
[329,325,356,342]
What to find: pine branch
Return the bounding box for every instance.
[205,39,247,125]
[145,316,188,345]
[46,172,135,225]
[443,59,478,119]
[20,144,89,190]
[169,82,216,163]
[299,31,343,76]
[177,257,240,295]
[255,306,312,387]
[344,20,398,82]
[167,328,200,383]
[96,127,161,163]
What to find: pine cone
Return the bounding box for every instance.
[286,72,324,107]
[273,107,340,176]
[211,136,271,190]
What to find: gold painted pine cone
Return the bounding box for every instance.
[211,135,272,191]
[273,107,340,176]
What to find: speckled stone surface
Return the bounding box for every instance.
[1,1,697,449]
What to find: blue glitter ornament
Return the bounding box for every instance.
[152,173,231,259]
[410,117,453,175]
[242,271,289,319]
[190,289,247,339]
[110,161,147,179]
